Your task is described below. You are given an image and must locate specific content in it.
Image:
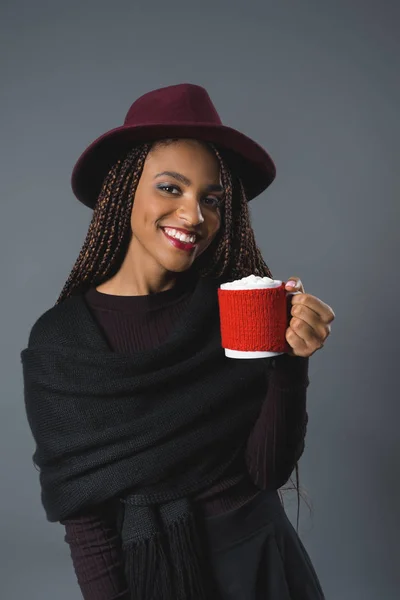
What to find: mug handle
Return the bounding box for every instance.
[284,289,302,353]
[285,289,301,319]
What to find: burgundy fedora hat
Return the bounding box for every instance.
[71,83,276,209]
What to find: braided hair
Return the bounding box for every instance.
[56,139,310,531]
[56,140,274,302]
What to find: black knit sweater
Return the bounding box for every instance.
[57,280,309,600]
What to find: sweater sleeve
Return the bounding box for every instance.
[245,354,310,490]
[60,503,129,600]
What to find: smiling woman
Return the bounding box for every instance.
[21,83,325,600]
[100,139,224,296]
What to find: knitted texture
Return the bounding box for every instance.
[217,283,291,352]
[58,284,310,599]
[21,275,273,600]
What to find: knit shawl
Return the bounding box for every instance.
[20,275,273,599]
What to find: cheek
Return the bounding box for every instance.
[205,207,221,228]
[130,206,142,236]
[208,212,222,238]
[200,214,222,250]
[130,196,158,232]
[130,202,138,227]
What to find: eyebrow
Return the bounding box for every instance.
[154,171,223,193]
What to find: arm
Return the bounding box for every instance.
[245,354,310,490]
[60,502,129,600]
[23,317,128,598]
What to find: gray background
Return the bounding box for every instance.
[1,0,399,598]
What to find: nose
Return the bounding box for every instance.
[176,197,205,227]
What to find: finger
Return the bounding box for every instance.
[290,316,329,347]
[285,326,309,356]
[291,305,332,342]
[285,277,305,293]
[290,294,335,323]
[286,325,321,357]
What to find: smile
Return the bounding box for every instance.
[161,228,198,252]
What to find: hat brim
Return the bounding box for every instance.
[71,123,276,209]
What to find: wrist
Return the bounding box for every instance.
[269,353,310,388]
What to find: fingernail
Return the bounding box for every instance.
[286,280,296,288]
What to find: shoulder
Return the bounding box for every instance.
[26,295,83,348]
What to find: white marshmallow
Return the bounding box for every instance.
[220,274,282,290]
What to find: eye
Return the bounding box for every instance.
[156,183,223,208]
[202,196,222,209]
[157,184,180,195]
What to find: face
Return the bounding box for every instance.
[128,139,223,278]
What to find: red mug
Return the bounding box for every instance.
[218,278,300,359]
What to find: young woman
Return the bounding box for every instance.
[21,83,334,600]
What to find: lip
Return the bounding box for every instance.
[161,228,198,252]
[162,226,199,239]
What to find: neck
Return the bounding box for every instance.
[96,272,180,296]
[96,251,185,297]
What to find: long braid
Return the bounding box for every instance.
[55,140,310,531]
[189,147,233,278]
[56,145,149,303]
[193,146,273,281]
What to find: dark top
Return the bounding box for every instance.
[60,276,309,599]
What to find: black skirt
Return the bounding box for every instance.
[202,488,325,600]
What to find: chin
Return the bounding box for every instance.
[163,262,195,274]
[156,252,200,274]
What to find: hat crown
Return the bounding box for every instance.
[123,83,223,127]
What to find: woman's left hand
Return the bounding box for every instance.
[284,277,335,358]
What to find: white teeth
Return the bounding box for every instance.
[164,228,196,244]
